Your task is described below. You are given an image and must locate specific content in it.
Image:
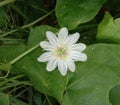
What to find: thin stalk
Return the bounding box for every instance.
[28,87,33,105]
[0,29,18,37]
[0,82,29,91]
[15,87,30,98]
[8,84,26,94]
[45,95,52,105]
[10,44,39,65]
[0,9,54,38]
[0,74,25,86]
[21,9,54,28]
[0,0,15,7]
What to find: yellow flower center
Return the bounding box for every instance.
[53,45,69,60]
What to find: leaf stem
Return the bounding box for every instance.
[0,9,54,38]
[10,44,39,65]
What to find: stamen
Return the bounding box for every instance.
[53,45,69,60]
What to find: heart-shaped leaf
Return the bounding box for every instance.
[55,0,107,29]
[62,43,120,105]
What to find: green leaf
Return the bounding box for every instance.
[109,84,120,105]
[97,12,120,43]
[62,43,120,105]
[0,44,26,73]
[55,0,107,30]
[0,44,25,63]
[0,92,9,105]
[14,25,67,103]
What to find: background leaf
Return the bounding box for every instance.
[0,92,9,105]
[97,12,120,43]
[109,84,120,105]
[55,0,107,30]
[0,44,25,63]
[0,44,26,74]
[62,43,120,105]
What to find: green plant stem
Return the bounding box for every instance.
[15,87,30,98]
[0,29,18,38]
[45,95,52,105]
[21,9,54,28]
[0,9,54,38]
[8,84,26,94]
[0,74,25,86]
[0,0,15,7]
[10,44,39,65]
[10,96,29,105]
[0,82,29,91]
[28,87,33,105]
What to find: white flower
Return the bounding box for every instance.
[37,27,87,76]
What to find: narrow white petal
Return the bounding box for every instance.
[58,27,68,42]
[58,60,67,76]
[71,43,86,52]
[40,41,54,51]
[37,52,52,62]
[46,59,57,71]
[70,51,87,62]
[66,32,80,45]
[66,59,75,72]
[46,31,58,45]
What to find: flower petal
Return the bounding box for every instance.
[66,58,75,72]
[70,51,87,62]
[66,32,80,45]
[58,60,67,76]
[71,43,86,52]
[46,31,58,45]
[37,52,52,62]
[46,58,57,71]
[40,41,54,51]
[58,27,68,42]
